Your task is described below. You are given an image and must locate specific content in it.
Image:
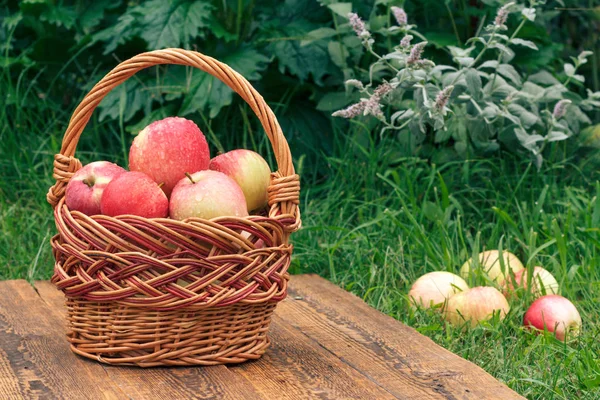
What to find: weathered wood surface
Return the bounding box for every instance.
[0,275,523,399]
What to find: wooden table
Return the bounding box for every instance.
[0,274,522,399]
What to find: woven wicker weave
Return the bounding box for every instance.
[47,48,301,367]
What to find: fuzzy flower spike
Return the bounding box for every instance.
[348,13,370,39]
[391,7,407,27]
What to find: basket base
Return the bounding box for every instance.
[65,299,276,367]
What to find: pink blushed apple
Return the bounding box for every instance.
[523,295,582,341]
[65,161,126,215]
[100,171,169,218]
[129,117,210,197]
[408,271,469,310]
[169,170,249,220]
[460,250,524,284]
[209,149,271,212]
[444,286,510,327]
[504,266,559,298]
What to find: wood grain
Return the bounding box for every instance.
[35,281,263,400]
[283,274,524,400]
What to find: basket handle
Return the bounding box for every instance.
[47,48,300,231]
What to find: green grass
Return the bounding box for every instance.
[2,71,600,399]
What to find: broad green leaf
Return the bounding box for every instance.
[40,5,76,29]
[209,19,238,42]
[490,43,515,63]
[528,70,560,86]
[478,60,499,69]
[300,28,338,46]
[508,104,538,129]
[92,13,141,54]
[510,38,538,50]
[564,63,575,77]
[327,41,349,69]
[465,68,482,99]
[180,47,270,118]
[497,64,522,86]
[267,20,335,85]
[522,7,536,21]
[546,131,569,142]
[79,0,115,33]
[316,91,357,112]
[140,0,213,49]
[126,104,178,134]
[98,78,150,122]
[327,2,352,17]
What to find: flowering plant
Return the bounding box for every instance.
[333,1,600,167]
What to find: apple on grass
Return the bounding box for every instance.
[100,171,169,218]
[523,295,582,341]
[65,161,126,215]
[129,117,210,197]
[169,170,249,220]
[209,149,271,212]
[460,250,524,284]
[444,287,510,327]
[408,271,469,310]
[504,266,559,298]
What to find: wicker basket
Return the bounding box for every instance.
[46,48,301,367]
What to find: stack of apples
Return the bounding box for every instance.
[65,117,272,222]
[408,250,582,342]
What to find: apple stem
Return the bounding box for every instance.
[185,172,195,184]
[158,182,165,189]
[82,179,93,188]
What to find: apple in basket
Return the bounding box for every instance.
[129,117,210,197]
[209,149,272,212]
[523,295,582,341]
[169,170,249,220]
[444,287,510,327]
[408,271,469,310]
[101,171,169,218]
[65,161,126,215]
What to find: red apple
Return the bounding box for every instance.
[523,295,582,341]
[129,117,210,197]
[444,287,510,327]
[209,149,271,212]
[169,170,249,220]
[100,171,169,218]
[65,161,126,215]
[504,266,559,298]
[408,271,469,310]
[460,250,524,284]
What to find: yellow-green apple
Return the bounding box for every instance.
[129,117,210,197]
[408,271,469,310]
[209,149,271,212]
[444,287,510,327]
[460,250,524,284]
[65,161,126,215]
[504,266,559,298]
[100,171,169,218]
[169,170,249,220]
[523,295,582,341]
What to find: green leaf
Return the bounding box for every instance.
[180,47,270,118]
[139,0,213,49]
[465,68,482,100]
[40,5,76,29]
[267,20,335,85]
[497,64,522,86]
[79,0,114,33]
[509,38,538,50]
[92,13,141,54]
[327,41,349,69]
[564,63,575,77]
[508,104,538,129]
[316,91,357,112]
[98,78,150,122]
[546,131,569,142]
[300,28,338,46]
[209,19,238,42]
[528,71,560,86]
[126,104,178,134]
[522,7,536,21]
[327,2,352,17]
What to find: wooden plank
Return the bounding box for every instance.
[34,281,264,400]
[0,280,124,400]
[283,274,524,400]
[231,314,397,400]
